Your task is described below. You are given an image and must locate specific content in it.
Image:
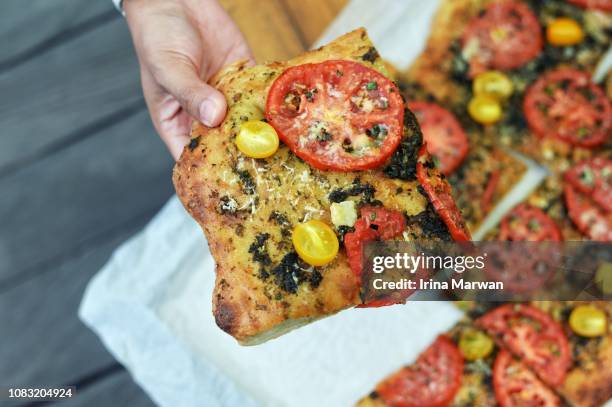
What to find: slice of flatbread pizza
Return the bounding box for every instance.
[356,314,561,407]
[362,301,611,406]
[173,29,470,345]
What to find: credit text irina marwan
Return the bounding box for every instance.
[368,252,504,291]
[371,278,504,291]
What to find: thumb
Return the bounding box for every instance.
[154,59,227,127]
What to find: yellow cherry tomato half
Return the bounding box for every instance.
[292,220,339,267]
[569,305,607,338]
[468,95,502,125]
[235,120,279,158]
[547,18,585,46]
[459,329,495,361]
[473,71,514,101]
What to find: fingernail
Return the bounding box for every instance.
[199,99,220,127]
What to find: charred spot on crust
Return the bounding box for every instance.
[328,179,376,203]
[384,109,423,181]
[361,47,380,63]
[214,299,237,335]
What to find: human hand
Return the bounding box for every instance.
[124,0,254,159]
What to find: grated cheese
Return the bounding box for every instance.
[330,201,357,227]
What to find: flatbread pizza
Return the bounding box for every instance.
[174,29,470,345]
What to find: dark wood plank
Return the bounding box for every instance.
[0,222,153,393]
[0,0,115,69]
[57,370,154,407]
[0,110,174,284]
[0,17,142,174]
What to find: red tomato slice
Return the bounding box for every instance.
[491,204,560,292]
[376,336,464,407]
[499,204,562,241]
[416,146,471,241]
[481,170,501,213]
[344,220,379,281]
[564,184,612,241]
[344,206,408,307]
[408,101,469,175]
[477,304,571,387]
[493,350,562,407]
[360,206,407,240]
[564,157,612,213]
[523,68,611,147]
[344,206,406,279]
[462,1,542,76]
[265,60,404,171]
[566,0,612,12]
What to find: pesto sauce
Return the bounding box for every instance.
[383,108,423,181]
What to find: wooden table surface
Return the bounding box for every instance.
[0,0,345,405]
[221,0,347,61]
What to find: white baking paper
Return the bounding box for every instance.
[80,196,464,407]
